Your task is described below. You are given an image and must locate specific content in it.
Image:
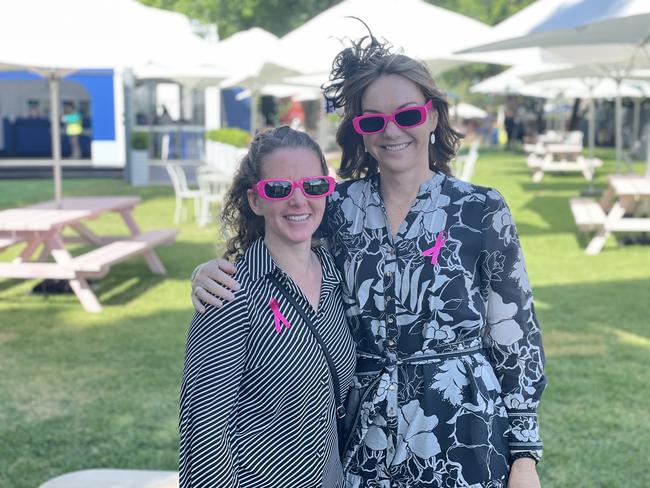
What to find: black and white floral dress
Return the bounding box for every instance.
[322,172,546,488]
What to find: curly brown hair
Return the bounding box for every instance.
[322,34,463,180]
[221,126,328,260]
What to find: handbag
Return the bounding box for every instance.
[267,274,348,455]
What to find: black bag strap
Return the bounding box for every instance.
[267,274,346,419]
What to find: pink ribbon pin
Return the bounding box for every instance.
[269,298,292,333]
[421,230,448,265]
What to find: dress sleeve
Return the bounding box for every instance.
[179,292,250,487]
[480,189,547,455]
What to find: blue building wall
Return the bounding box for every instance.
[0,69,115,141]
[67,70,115,140]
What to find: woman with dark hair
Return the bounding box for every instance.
[180,126,356,488]
[190,36,546,488]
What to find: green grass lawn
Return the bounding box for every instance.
[1,149,649,487]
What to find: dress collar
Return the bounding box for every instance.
[369,170,445,198]
[244,237,338,283]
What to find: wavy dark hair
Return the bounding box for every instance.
[322,31,462,180]
[221,125,328,260]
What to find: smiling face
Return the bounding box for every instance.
[361,74,438,178]
[247,147,326,249]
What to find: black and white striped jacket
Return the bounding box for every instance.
[179,238,356,488]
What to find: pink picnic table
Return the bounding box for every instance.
[570,175,650,254]
[0,196,178,312]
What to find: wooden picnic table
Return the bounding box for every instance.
[545,143,583,159]
[570,175,650,255]
[0,196,178,312]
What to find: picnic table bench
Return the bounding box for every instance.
[570,175,650,254]
[527,147,602,182]
[0,197,178,312]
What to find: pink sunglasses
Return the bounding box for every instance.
[353,100,433,135]
[253,175,336,201]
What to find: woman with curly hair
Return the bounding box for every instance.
[190,34,546,488]
[180,126,356,488]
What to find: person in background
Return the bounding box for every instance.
[157,105,173,125]
[190,34,546,488]
[27,100,42,118]
[179,126,356,488]
[62,101,82,158]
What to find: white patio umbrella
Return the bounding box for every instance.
[458,0,650,64]
[470,64,574,97]
[472,65,650,160]
[450,103,488,120]
[457,0,650,169]
[0,0,220,205]
[132,62,229,89]
[214,28,302,89]
[276,0,496,77]
[207,27,304,131]
[518,62,650,170]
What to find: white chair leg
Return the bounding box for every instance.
[194,197,201,225]
[181,200,188,222]
[174,197,182,224]
[199,199,209,227]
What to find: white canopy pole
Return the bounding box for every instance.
[589,94,596,160]
[632,98,641,146]
[48,74,63,207]
[250,89,257,134]
[646,125,650,177]
[615,77,622,173]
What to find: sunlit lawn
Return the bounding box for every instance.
[1,147,649,487]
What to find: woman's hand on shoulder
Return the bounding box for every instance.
[191,259,240,313]
[507,458,540,488]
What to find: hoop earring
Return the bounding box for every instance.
[430,132,436,145]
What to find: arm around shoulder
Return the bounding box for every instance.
[191,258,240,312]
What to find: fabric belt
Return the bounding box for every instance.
[355,337,485,374]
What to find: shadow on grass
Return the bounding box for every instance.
[0,240,217,310]
[0,305,192,488]
[0,179,174,209]
[2,273,650,488]
[517,194,582,235]
[535,277,650,340]
[520,178,605,194]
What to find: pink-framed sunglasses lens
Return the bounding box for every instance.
[353,100,433,135]
[255,176,335,200]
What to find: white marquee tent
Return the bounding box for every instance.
[275,0,497,77]
[458,0,650,169]
[0,0,225,204]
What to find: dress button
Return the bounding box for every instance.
[385,271,393,278]
[388,384,396,391]
[387,316,394,324]
[388,407,396,416]
[386,339,396,348]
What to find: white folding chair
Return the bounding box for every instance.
[196,167,231,227]
[164,163,201,224]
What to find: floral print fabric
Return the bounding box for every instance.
[323,172,546,487]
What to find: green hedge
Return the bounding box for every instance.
[130,131,150,150]
[205,127,251,148]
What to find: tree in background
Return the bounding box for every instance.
[139,0,340,38]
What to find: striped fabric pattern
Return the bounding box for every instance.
[180,238,356,488]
